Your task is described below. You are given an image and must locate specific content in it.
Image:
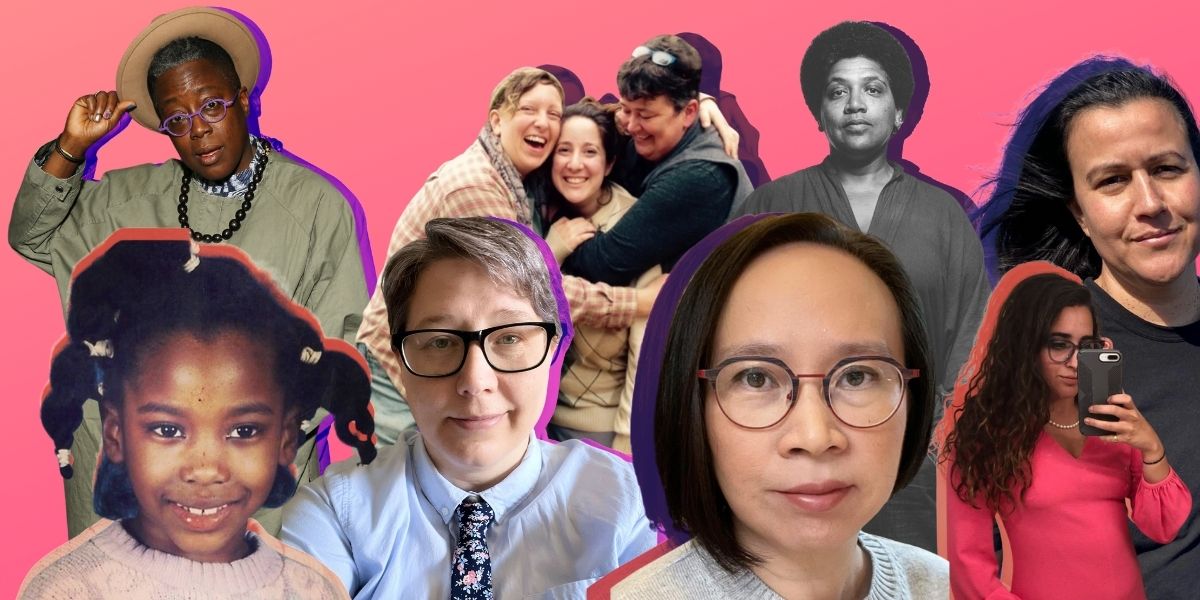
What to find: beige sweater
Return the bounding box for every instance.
[551,184,660,451]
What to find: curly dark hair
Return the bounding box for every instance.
[40,232,377,519]
[974,57,1200,280]
[799,21,915,122]
[943,270,1096,514]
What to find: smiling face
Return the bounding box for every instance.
[489,83,563,177]
[104,329,294,563]
[398,257,556,491]
[705,243,907,558]
[1039,305,1095,405]
[620,95,697,162]
[152,59,252,181]
[1066,97,1200,290]
[818,57,902,160]
[552,116,613,217]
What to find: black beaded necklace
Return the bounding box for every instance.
[177,140,270,243]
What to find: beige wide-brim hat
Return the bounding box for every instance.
[116,7,260,131]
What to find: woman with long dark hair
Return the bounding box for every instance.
[943,264,1190,599]
[974,57,1200,597]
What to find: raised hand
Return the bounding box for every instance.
[1086,393,1171,483]
[547,217,597,265]
[59,91,138,158]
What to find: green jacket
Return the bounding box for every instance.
[10,144,368,341]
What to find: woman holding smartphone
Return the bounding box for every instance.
[974,57,1200,598]
[943,263,1191,599]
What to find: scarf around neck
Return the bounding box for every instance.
[476,126,536,230]
[193,134,266,198]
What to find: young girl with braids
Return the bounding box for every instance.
[942,263,1192,599]
[18,231,377,599]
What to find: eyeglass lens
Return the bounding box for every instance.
[161,98,231,137]
[1046,338,1103,363]
[401,324,550,377]
[711,358,905,428]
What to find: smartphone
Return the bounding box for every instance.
[1078,348,1123,436]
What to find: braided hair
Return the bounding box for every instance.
[41,231,376,519]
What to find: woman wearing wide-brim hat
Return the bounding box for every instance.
[9,6,370,539]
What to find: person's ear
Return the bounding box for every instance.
[681,99,699,127]
[489,109,504,136]
[238,86,250,115]
[894,109,904,132]
[1068,199,1091,238]
[604,161,615,177]
[101,403,124,464]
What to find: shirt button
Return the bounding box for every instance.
[440,507,449,518]
[54,186,64,193]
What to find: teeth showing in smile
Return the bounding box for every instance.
[563,177,588,184]
[524,135,547,148]
[175,503,227,516]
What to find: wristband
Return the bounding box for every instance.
[1143,452,1166,465]
[53,139,85,164]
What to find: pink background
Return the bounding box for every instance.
[3,0,1198,593]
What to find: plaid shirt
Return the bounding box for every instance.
[357,140,637,391]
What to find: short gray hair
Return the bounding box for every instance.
[381,217,559,338]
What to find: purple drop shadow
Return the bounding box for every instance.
[873,21,976,215]
[630,213,775,544]
[483,217,581,446]
[221,7,376,470]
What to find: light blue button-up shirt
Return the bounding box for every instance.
[281,433,656,599]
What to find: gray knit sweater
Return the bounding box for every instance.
[610,532,947,599]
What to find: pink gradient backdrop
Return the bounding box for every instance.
[3,0,1198,593]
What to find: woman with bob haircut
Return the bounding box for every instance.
[974,57,1200,596]
[598,213,946,599]
[943,263,1190,599]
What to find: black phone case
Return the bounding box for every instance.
[1078,349,1123,436]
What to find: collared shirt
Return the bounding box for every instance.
[356,140,637,407]
[281,432,656,599]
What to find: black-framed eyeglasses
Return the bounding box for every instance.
[157,97,237,137]
[392,322,557,378]
[1045,336,1104,364]
[698,355,919,429]
[632,45,677,67]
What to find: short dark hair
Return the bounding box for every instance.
[147,37,241,113]
[40,234,377,518]
[799,21,915,122]
[617,34,702,111]
[976,57,1200,279]
[653,213,933,573]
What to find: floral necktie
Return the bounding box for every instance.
[451,497,495,599]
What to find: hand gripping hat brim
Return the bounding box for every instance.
[116,7,260,131]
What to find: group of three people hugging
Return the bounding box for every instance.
[10,5,1200,600]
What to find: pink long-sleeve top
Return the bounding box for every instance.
[947,431,1192,599]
